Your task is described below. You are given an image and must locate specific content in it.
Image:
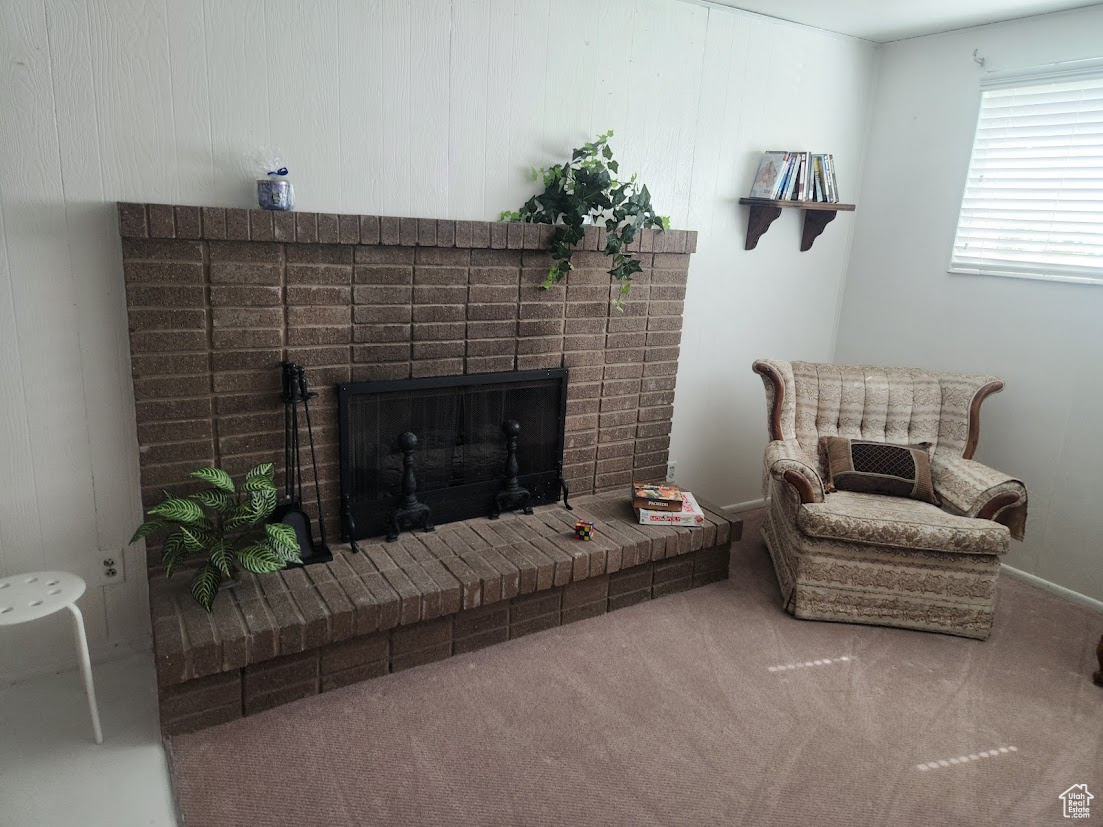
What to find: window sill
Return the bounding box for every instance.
[948,267,1103,287]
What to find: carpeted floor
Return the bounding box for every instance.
[168,511,1103,826]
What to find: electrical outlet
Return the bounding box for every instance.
[89,550,126,588]
[666,460,677,483]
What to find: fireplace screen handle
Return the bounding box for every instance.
[557,461,573,512]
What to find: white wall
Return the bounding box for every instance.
[0,0,877,680]
[835,5,1103,602]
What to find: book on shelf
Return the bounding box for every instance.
[631,482,683,513]
[749,151,789,199]
[637,491,706,527]
[748,149,840,203]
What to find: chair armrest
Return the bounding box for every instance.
[764,440,825,504]
[931,454,1027,540]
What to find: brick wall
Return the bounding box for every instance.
[118,203,697,542]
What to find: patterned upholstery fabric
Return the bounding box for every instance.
[753,359,1029,640]
[763,439,825,504]
[799,491,1008,555]
[932,454,1027,540]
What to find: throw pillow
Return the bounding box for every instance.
[819,437,939,504]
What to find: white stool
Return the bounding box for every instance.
[0,571,103,744]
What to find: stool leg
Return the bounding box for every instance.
[66,603,103,744]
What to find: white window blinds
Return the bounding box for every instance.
[950,68,1103,283]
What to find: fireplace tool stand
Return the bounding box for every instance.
[387,431,434,542]
[491,420,533,519]
[274,362,331,566]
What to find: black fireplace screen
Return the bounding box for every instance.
[338,368,568,540]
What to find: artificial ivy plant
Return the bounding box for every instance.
[500,130,669,299]
[130,463,301,612]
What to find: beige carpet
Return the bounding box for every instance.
[168,512,1103,826]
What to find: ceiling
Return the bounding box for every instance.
[703,0,1103,42]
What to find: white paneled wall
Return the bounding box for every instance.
[835,6,1103,603]
[0,0,877,680]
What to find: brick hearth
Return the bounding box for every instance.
[116,202,709,735]
[153,493,739,735]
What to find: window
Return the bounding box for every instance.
[950,63,1103,284]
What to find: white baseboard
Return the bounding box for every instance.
[1001,564,1103,614]
[721,498,767,514]
[2,635,151,687]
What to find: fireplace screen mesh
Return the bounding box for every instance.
[339,369,567,539]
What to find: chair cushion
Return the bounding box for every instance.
[797,491,1009,555]
[820,437,939,504]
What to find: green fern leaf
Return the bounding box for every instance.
[265,522,299,553]
[224,507,257,531]
[190,564,221,612]
[129,519,165,544]
[148,497,206,525]
[161,531,190,578]
[190,488,233,514]
[252,488,277,520]
[241,463,276,493]
[265,538,301,564]
[178,525,213,552]
[190,467,235,494]
[209,540,233,578]
[236,543,284,574]
[223,488,275,530]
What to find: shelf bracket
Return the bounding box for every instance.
[744,204,783,250]
[800,210,838,252]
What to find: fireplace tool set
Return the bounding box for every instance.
[275,362,332,566]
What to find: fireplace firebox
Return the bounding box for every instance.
[338,369,568,540]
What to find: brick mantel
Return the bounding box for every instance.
[117,202,698,534]
[117,202,698,254]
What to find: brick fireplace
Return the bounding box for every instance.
[119,203,697,529]
[116,203,730,734]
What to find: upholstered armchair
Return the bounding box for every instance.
[752,360,1027,640]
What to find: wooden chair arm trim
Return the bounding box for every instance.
[964,381,1004,460]
[976,491,1021,521]
[753,360,785,442]
[782,470,818,504]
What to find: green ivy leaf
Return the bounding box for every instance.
[209,540,233,578]
[129,519,165,545]
[503,132,666,299]
[148,497,206,525]
[190,488,233,514]
[190,564,221,612]
[190,467,235,494]
[236,543,284,575]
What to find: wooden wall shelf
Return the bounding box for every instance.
[738,198,856,252]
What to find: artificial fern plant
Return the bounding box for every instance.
[500,130,669,300]
[130,463,301,612]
